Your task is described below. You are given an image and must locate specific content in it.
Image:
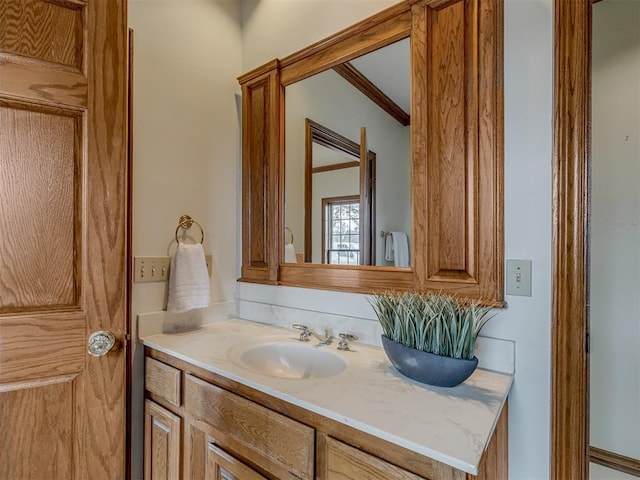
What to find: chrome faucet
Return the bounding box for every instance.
[337,333,358,351]
[292,324,333,345]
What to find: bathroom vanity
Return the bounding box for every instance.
[141,319,510,480]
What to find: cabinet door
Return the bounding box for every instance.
[324,437,425,480]
[205,443,267,480]
[144,400,181,480]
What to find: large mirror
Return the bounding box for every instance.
[284,39,411,268]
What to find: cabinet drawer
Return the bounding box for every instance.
[324,436,426,480]
[185,374,314,480]
[146,357,181,407]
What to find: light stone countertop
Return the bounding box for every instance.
[140,318,512,475]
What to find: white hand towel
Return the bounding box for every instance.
[284,243,297,263]
[385,234,394,262]
[390,231,409,267]
[167,243,210,313]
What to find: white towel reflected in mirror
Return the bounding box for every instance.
[385,231,409,267]
[284,243,298,263]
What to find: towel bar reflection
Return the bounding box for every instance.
[175,215,204,244]
[285,226,294,244]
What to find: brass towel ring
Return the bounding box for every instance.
[175,215,204,244]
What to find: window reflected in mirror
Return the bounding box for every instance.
[323,196,361,266]
[284,38,411,267]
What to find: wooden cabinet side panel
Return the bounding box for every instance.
[426,0,469,276]
[473,403,508,480]
[144,400,181,480]
[240,65,280,285]
[416,0,503,304]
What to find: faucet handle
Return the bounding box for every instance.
[292,324,311,342]
[337,333,358,351]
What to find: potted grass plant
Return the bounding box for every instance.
[369,292,495,387]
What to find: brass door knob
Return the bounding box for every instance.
[88,330,116,357]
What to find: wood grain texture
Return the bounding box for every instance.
[0,0,83,69]
[590,447,640,478]
[0,315,84,383]
[420,0,503,302]
[426,0,468,274]
[0,0,128,478]
[312,161,360,174]
[145,357,181,408]
[280,5,412,86]
[184,374,315,480]
[278,263,414,294]
[0,102,79,313]
[473,402,507,480]
[239,63,280,285]
[333,62,410,126]
[126,27,135,480]
[0,57,87,108]
[145,400,181,480]
[206,444,268,480]
[0,376,75,480]
[183,422,208,480]
[148,348,508,480]
[76,1,128,478]
[324,435,425,480]
[238,0,503,304]
[551,1,591,479]
[411,1,429,288]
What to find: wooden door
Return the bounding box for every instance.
[0,1,128,479]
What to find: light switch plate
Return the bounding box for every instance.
[133,257,170,283]
[506,259,532,296]
[134,255,212,283]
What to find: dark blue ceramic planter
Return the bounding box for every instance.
[381,335,478,387]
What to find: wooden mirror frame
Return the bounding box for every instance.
[238,0,504,305]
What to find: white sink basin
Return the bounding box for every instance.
[229,342,346,379]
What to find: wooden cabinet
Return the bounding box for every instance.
[144,348,507,480]
[237,0,504,305]
[184,374,315,480]
[144,400,181,480]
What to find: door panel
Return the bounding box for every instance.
[0,376,76,480]
[0,0,84,69]
[0,102,81,313]
[0,0,128,478]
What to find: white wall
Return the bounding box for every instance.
[240,1,553,478]
[591,0,640,460]
[129,2,242,478]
